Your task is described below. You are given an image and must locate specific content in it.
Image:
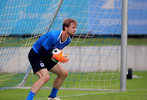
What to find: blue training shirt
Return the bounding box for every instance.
[32,30,71,55]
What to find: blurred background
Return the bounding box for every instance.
[0,0,147,90]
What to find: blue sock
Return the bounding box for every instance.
[49,87,59,98]
[26,91,36,100]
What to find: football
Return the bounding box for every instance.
[51,48,61,62]
[52,48,61,54]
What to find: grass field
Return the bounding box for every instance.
[0,71,147,100]
[0,36,147,47]
[24,71,120,90]
[0,36,146,100]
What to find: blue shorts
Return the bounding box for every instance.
[28,48,57,74]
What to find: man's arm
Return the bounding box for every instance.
[39,45,53,58]
[39,45,69,63]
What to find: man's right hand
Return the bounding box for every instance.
[52,51,69,63]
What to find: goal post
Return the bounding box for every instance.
[120,0,128,92]
[0,0,127,91]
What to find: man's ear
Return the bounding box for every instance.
[65,26,68,31]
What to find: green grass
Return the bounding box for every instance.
[0,36,146,100]
[0,73,26,89]
[24,71,120,90]
[0,71,147,100]
[0,36,147,47]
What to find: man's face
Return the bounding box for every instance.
[67,22,77,36]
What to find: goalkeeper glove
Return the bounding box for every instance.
[52,51,69,63]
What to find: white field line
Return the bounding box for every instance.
[33,89,147,100]
[34,91,117,100]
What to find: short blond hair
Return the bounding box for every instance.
[63,18,77,31]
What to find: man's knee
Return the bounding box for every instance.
[43,75,50,83]
[37,69,50,83]
[39,75,49,84]
[62,70,68,79]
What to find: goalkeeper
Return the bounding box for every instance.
[26,18,77,100]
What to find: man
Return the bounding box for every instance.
[26,18,77,100]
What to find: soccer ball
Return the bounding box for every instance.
[51,48,61,62]
[52,48,61,54]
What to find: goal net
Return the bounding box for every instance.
[0,0,63,89]
[0,0,122,90]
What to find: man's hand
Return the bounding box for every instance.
[62,53,69,64]
[52,51,69,63]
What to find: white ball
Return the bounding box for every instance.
[51,48,61,62]
[52,48,61,54]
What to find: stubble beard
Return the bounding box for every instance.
[68,32,74,37]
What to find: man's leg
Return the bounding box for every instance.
[49,63,68,98]
[26,68,49,100]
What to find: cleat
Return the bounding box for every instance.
[48,96,61,100]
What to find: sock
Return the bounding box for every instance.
[26,91,36,100]
[49,87,59,98]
